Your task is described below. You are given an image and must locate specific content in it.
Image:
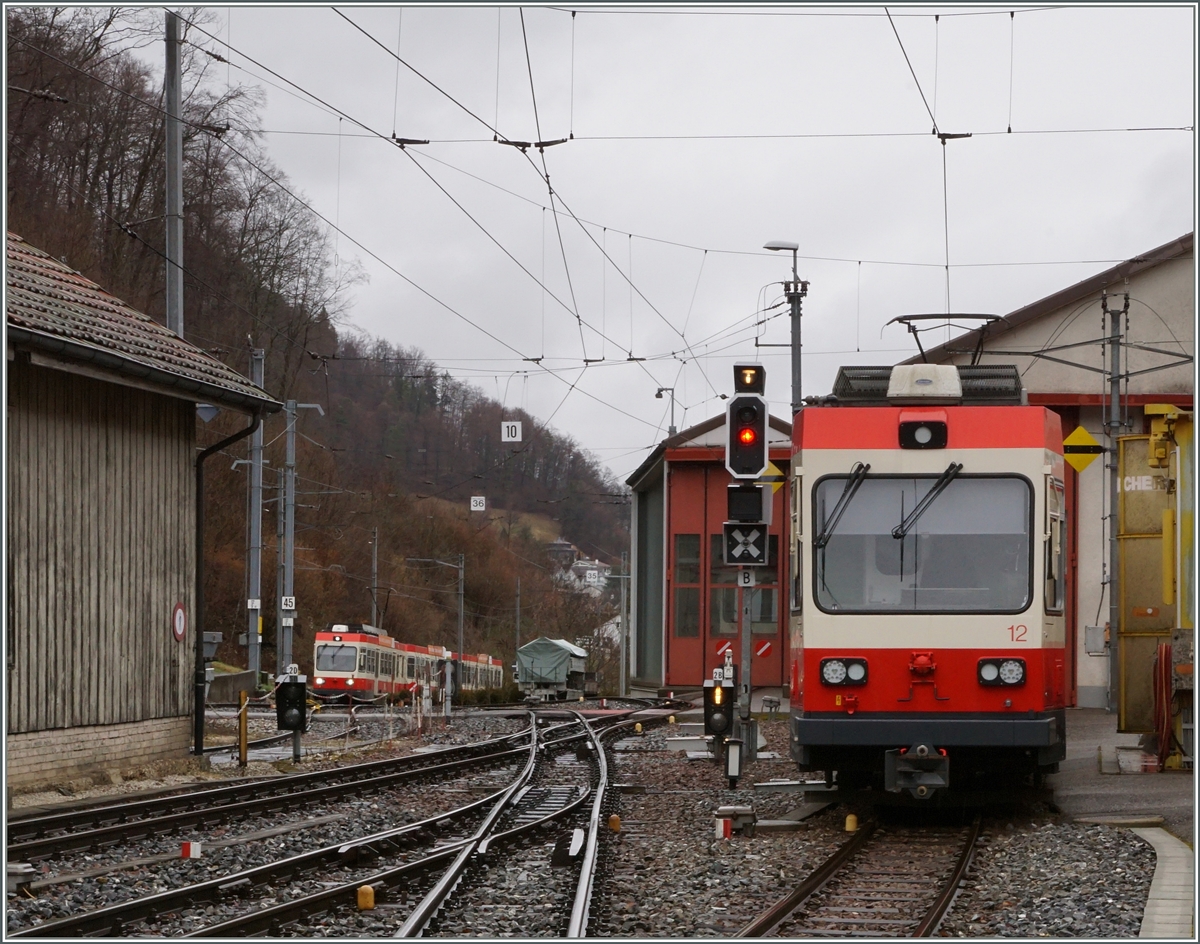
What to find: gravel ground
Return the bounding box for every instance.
[8,713,1162,938]
[591,718,1159,939]
[5,713,530,936]
[937,821,1155,937]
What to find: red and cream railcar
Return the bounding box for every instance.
[788,364,1068,798]
[312,624,503,701]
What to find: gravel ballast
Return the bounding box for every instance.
[6,713,1161,938]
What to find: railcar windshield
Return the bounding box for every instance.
[813,474,1032,613]
[315,644,358,672]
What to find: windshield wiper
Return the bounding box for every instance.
[892,462,964,540]
[814,462,871,549]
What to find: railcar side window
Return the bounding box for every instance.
[813,475,1032,614]
[1045,477,1065,614]
[316,645,357,672]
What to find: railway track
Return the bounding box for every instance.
[739,816,982,938]
[7,729,532,863]
[7,715,626,938]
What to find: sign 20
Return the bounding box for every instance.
[1007,624,1028,643]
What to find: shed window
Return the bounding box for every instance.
[710,587,737,636]
[751,588,777,634]
[710,535,736,585]
[675,587,700,637]
[675,534,701,583]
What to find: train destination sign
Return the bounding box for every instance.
[1063,426,1104,473]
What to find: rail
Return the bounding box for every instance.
[9,732,537,938]
[7,728,530,855]
[738,816,982,938]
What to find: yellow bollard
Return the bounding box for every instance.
[845,813,858,833]
[357,885,375,910]
[608,814,621,833]
[668,715,676,724]
[634,722,643,734]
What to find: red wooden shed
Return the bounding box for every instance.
[627,413,793,692]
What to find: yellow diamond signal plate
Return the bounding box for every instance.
[1063,426,1104,473]
[758,460,786,493]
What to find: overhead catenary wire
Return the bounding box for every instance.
[551,6,1067,18]
[184,17,666,386]
[324,6,721,394]
[519,7,588,361]
[165,17,673,436]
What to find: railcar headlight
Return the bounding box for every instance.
[315,677,325,686]
[820,658,867,685]
[978,658,1025,686]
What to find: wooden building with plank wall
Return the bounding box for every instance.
[5,232,280,791]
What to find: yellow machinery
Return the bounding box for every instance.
[1118,405,1193,767]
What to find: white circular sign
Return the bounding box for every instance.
[172,602,187,642]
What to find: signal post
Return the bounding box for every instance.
[723,364,770,764]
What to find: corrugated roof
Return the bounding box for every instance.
[6,232,280,413]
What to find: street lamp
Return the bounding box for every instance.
[764,240,809,417]
[655,387,677,436]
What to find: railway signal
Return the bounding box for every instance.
[276,671,308,733]
[703,673,733,743]
[726,363,769,479]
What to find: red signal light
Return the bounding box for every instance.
[738,427,757,445]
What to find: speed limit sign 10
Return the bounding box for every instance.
[501,421,522,442]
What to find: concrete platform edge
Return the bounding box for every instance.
[1131,827,1195,939]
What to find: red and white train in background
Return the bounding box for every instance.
[789,363,1068,798]
[312,624,503,701]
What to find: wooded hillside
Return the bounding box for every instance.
[6,7,630,685]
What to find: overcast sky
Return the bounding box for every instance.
[171,4,1194,483]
